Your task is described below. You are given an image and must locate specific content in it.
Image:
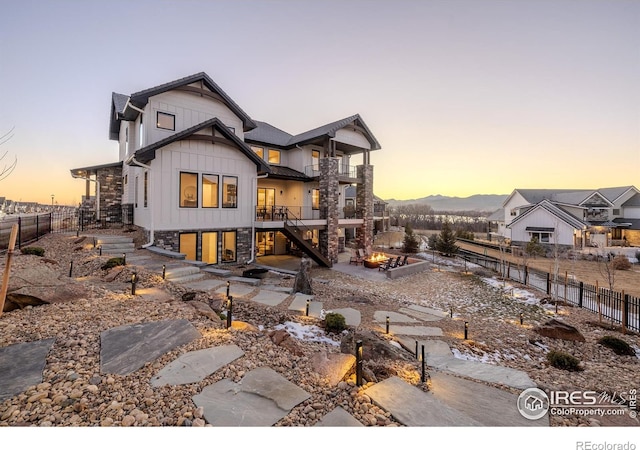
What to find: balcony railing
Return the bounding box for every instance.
[304,164,358,179]
[255,205,364,221]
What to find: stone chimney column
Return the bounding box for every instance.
[319,157,339,263]
[356,164,374,255]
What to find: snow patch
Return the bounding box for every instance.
[273,321,341,346]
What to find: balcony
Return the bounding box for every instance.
[254,205,364,225]
[304,164,361,183]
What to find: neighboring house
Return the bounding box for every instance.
[495,186,640,249]
[70,72,381,267]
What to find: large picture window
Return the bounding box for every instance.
[157,111,175,131]
[202,174,219,208]
[179,233,197,261]
[180,172,198,208]
[312,189,320,210]
[222,176,238,208]
[222,231,236,262]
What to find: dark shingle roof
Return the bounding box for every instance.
[244,121,293,147]
[132,118,270,173]
[266,166,311,181]
[507,199,585,230]
[622,192,640,207]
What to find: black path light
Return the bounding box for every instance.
[99,246,102,256]
[122,253,126,266]
[464,321,469,340]
[68,261,73,277]
[386,316,390,334]
[415,340,418,359]
[355,340,363,386]
[305,299,310,316]
[520,313,524,325]
[226,281,230,298]
[450,305,453,318]
[93,237,96,248]
[226,296,233,329]
[131,272,138,295]
[421,344,426,383]
[162,265,166,280]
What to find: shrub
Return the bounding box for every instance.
[547,350,583,371]
[324,312,347,333]
[612,255,631,270]
[597,336,635,356]
[21,246,45,257]
[101,257,125,270]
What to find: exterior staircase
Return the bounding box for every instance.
[94,236,136,255]
[282,223,332,268]
[164,266,205,284]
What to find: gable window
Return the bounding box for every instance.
[222,176,238,208]
[157,111,175,131]
[202,174,219,208]
[251,146,264,159]
[268,149,280,165]
[180,172,198,208]
[312,189,320,210]
[143,171,148,207]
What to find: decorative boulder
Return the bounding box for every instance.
[533,319,586,342]
[293,257,313,295]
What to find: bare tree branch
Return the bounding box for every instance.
[0,127,17,181]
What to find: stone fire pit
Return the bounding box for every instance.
[363,253,389,269]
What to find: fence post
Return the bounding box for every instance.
[622,292,628,335]
[36,214,39,241]
[524,266,528,285]
[49,212,52,234]
[546,272,551,295]
[578,282,584,308]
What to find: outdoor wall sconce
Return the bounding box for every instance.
[280,190,283,195]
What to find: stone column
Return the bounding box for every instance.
[97,165,123,213]
[319,157,339,263]
[356,164,374,255]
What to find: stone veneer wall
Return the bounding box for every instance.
[319,158,339,264]
[97,166,123,212]
[152,227,252,264]
[356,164,374,254]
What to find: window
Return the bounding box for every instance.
[311,150,320,170]
[531,232,551,243]
[143,171,148,207]
[139,114,144,147]
[125,127,129,155]
[312,189,320,210]
[228,126,235,134]
[222,176,238,208]
[157,111,175,131]
[179,233,197,261]
[202,232,218,264]
[202,174,219,208]
[251,146,264,159]
[180,172,198,208]
[267,149,280,164]
[222,231,236,262]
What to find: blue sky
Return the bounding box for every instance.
[1,0,638,205]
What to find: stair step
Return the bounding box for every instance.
[167,273,205,284]
[165,266,201,279]
[201,267,232,277]
[95,236,134,245]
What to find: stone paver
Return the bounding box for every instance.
[329,308,361,327]
[250,290,290,307]
[315,407,364,427]
[389,325,443,336]
[214,284,255,299]
[179,279,226,292]
[0,339,55,401]
[366,376,483,426]
[192,367,311,426]
[150,345,245,387]
[373,310,420,323]
[100,319,202,376]
[288,294,323,317]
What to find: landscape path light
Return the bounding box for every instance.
[226,296,233,329]
[226,281,230,298]
[520,313,524,325]
[421,344,426,383]
[464,321,469,340]
[122,253,126,266]
[355,340,363,386]
[131,272,137,295]
[386,316,390,334]
[68,261,73,277]
[306,299,310,316]
[162,264,166,280]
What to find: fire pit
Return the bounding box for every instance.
[363,252,388,269]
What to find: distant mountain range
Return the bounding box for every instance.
[384,194,508,213]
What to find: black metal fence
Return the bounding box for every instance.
[0,204,134,251]
[459,250,640,333]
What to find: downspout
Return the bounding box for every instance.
[126,155,154,248]
[247,172,269,264]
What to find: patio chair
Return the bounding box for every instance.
[398,255,408,266]
[378,258,391,271]
[357,248,366,260]
[349,249,363,265]
[389,256,401,269]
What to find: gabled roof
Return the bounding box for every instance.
[244,121,293,147]
[109,92,133,140]
[506,187,639,208]
[245,114,381,151]
[71,161,123,178]
[597,186,637,204]
[131,118,270,173]
[622,192,640,207]
[287,114,381,150]
[507,199,586,230]
[129,72,256,131]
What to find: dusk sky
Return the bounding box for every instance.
[1,0,638,206]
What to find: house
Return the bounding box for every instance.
[70,72,381,266]
[493,186,640,250]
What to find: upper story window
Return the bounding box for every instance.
[125,127,129,154]
[222,176,238,208]
[312,189,320,210]
[251,146,264,159]
[202,174,219,208]
[267,149,280,165]
[180,172,198,208]
[157,111,175,131]
[311,150,320,170]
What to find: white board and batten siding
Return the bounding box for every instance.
[333,128,371,150]
[509,207,576,246]
[133,139,256,232]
